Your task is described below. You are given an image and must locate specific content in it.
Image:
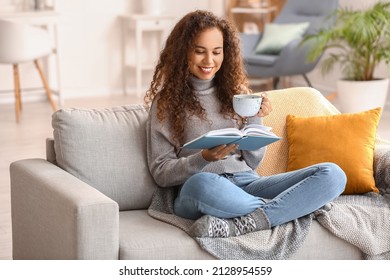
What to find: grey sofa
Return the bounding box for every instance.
[10,87,390,259]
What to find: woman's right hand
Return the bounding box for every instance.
[201,144,238,162]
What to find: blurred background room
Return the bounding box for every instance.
[0,0,389,260]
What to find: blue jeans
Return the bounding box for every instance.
[173,162,346,227]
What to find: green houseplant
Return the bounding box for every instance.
[303,1,390,113]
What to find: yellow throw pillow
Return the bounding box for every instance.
[286,107,382,194]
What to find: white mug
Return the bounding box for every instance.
[233,94,262,117]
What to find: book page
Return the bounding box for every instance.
[241,124,276,137]
[206,127,244,137]
[183,124,281,150]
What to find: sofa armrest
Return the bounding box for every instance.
[374,137,390,198]
[10,159,119,259]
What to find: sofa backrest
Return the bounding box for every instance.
[51,104,157,211]
[274,0,338,35]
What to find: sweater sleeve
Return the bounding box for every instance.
[146,102,209,187]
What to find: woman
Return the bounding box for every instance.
[145,10,346,238]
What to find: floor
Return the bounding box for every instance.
[0,92,389,260]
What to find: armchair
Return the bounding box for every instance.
[240,0,338,88]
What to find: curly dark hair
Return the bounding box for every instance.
[144,10,249,145]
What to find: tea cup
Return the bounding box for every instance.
[233,94,262,117]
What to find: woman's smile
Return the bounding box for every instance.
[188,27,224,80]
[199,66,213,74]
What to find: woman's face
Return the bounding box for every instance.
[187,27,224,80]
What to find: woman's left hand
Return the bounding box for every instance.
[256,93,272,118]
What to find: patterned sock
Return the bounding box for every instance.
[189,208,271,238]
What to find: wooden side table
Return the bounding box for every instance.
[230,5,277,32]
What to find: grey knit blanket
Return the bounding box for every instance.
[374,138,390,202]
[148,140,390,259]
[148,186,313,259]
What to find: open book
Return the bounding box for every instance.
[183,124,281,151]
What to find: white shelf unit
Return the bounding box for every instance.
[121,14,174,97]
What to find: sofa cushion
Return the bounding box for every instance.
[119,210,213,259]
[286,107,381,194]
[118,210,362,259]
[52,105,157,211]
[254,22,309,55]
[258,87,340,176]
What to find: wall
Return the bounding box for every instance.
[0,0,388,103]
[55,0,225,97]
[0,0,131,101]
[55,0,131,97]
[0,0,224,102]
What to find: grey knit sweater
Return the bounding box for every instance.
[146,76,266,187]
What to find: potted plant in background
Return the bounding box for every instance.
[303,1,390,113]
